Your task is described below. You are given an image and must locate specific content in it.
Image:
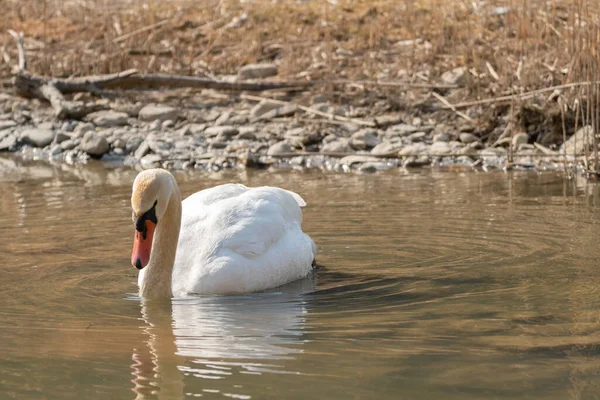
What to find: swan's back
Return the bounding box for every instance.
[172,184,315,295]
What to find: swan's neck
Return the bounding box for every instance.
[139,185,182,299]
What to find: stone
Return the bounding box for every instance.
[371,141,403,156]
[250,100,281,118]
[140,154,163,168]
[87,110,129,127]
[512,133,529,148]
[284,127,320,146]
[21,128,55,147]
[430,141,451,155]
[237,126,258,140]
[322,134,338,144]
[161,119,175,129]
[311,95,328,104]
[386,123,419,136]
[54,132,71,144]
[189,123,207,135]
[407,131,427,142]
[267,141,292,156]
[49,144,63,156]
[321,139,352,153]
[339,155,381,166]
[399,142,429,156]
[214,112,232,126]
[0,120,16,131]
[375,114,403,127]
[254,104,298,120]
[433,132,450,143]
[349,129,379,150]
[238,63,278,79]
[204,126,239,138]
[138,104,178,122]
[441,67,466,85]
[74,123,95,138]
[126,137,145,154]
[81,131,109,156]
[0,134,17,151]
[561,126,594,155]
[60,139,78,150]
[459,133,479,144]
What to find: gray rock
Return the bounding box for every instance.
[148,120,162,131]
[459,133,479,144]
[74,123,95,138]
[339,155,381,166]
[407,131,427,142]
[371,141,403,156]
[0,134,17,151]
[430,141,451,155]
[141,154,163,168]
[126,137,145,154]
[238,63,278,79]
[350,129,379,150]
[399,142,429,156]
[512,133,529,148]
[214,111,232,126]
[375,114,403,127]
[0,120,16,131]
[54,132,71,144]
[267,141,292,156]
[284,127,320,146]
[321,139,352,153]
[112,102,143,117]
[561,126,594,155]
[161,119,175,129]
[87,110,129,127]
[250,100,281,118]
[254,104,298,120]
[81,132,109,156]
[433,132,450,143]
[386,123,419,137]
[138,104,178,122]
[22,128,56,147]
[322,134,338,144]
[237,126,258,140]
[441,67,466,85]
[49,144,63,156]
[204,126,239,138]
[60,139,78,150]
[311,95,328,104]
[187,124,206,135]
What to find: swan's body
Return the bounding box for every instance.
[131,169,316,298]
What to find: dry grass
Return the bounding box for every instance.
[3,1,600,148]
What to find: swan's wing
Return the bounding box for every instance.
[182,183,248,206]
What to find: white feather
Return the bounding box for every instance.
[171,184,315,295]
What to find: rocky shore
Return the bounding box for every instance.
[0,85,591,174]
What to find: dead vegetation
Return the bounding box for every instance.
[3,0,600,170]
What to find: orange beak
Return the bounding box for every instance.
[131,220,156,269]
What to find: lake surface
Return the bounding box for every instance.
[3,157,600,399]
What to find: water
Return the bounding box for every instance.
[3,157,600,399]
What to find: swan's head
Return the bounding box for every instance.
[130,168,175,270]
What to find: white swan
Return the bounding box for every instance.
[130,168,316,298]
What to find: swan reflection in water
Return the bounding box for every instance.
[130,276,315,399]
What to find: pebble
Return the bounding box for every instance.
[321,139,352,153]
[371,141,403,156]
[138,104,178,122]
[87,110,129,127]
[238,63,278,79]
[0,134,17,151]
[141,154,163,167]
[512,133,529,148]
[0,120,17,131]
[267,141,292,156]
[459,133,479,144]
[205,126,239,138]
[21,128,56,147]
[250,100,281,118]
[350,129,379,150]
[81,131,109,156]
[254,105,298,121]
